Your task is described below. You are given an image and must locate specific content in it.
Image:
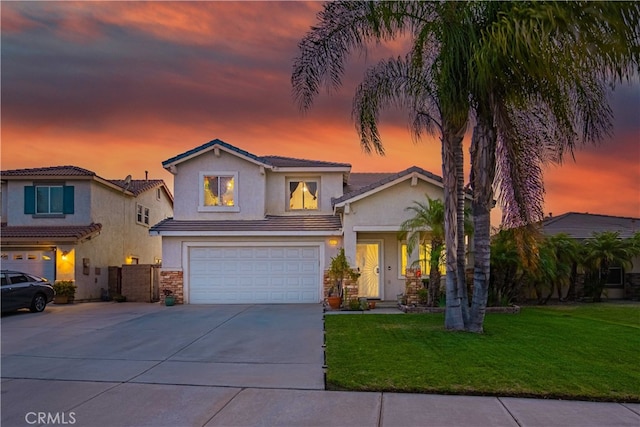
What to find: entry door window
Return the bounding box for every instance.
[356,243,380,298]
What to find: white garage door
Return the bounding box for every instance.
[189,245,320,304]
[1,250,56,282]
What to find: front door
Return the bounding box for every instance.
[356,242,381,299]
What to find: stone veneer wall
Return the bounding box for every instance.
[323,272,359,301]
[404,268,422,305]
[160,270,184,304]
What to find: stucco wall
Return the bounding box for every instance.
[264,171,344,215]
[161,235,338,271]
[6,179,92,226]
[344,179,443,228]
[171,150,266,220]
[66,182,173,301]
[1,181,8,220]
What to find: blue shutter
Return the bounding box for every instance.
[24,186,35,214]
[63,186,74,214]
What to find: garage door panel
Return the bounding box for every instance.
[189,245,320,304]
[2,250,55,282]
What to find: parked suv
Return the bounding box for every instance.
[1,270,55,313]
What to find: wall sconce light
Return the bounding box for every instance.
[328,238,339,246]
[61,250,70,260]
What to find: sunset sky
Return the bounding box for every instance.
[2,1,639,224]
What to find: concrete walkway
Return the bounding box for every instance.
[1,302,639,427]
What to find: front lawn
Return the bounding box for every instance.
[324,303,640,402]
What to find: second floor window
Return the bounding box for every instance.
[24,184,74,215]
[199,171,239,212]
[137,204,150,225]
[289,180,318,210]
[204,175,235,207]
[36,185,63,214]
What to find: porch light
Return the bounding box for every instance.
[328,238,339,246]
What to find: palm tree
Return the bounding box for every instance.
[465,1,640,331]
[399,196,446,307]
[545,233,581,302]
[293,1,473,330]
[489,228,525,306]
[400,196,474,307]
[582,231,636,302]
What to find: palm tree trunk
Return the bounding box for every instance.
[429,239,443,307]
[442,126,466,330]
[456,134,470,325]
[564,262,578,301]
[468,117,496,333]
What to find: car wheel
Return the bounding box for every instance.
[30,293,47,313]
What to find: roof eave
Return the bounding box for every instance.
[149,230,342,237]
[269,166,352,173]
[163,141,272,172]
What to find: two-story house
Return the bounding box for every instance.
[1,166,174,301]
[151,139,470,305]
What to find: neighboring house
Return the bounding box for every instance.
[1,166,174,301]
[542,212,640,299]
[151,138,471,304]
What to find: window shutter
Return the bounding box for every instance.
[63,186,75,214]
[24,186,35,214]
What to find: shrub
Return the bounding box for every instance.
[53,280,76,297]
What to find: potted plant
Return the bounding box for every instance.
[327,248,360,309]
[53,280,76,304]
[163,289,175,306]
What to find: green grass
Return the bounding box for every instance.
[324,303,640,402]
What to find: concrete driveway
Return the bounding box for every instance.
[1,302,326,426]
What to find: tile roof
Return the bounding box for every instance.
[333,166,444,205]
[150,215,342,234]
[1,165,96,177]
[343,173,397,194]
[108,179,165,196]
[1,165,170,199]
[162,138,351,170]
[0,223,102,244]
[542,212,640,239]
[259,156,350,168]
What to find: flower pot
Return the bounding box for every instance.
[54,295,69,304]
[327,296,342,309]
[165,296,176,306]
[368,301,376,309]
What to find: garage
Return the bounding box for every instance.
[1,249,55,281]
[188,245,320,304]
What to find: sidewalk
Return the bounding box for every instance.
[2,378,639,426]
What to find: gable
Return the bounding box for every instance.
[163,139,269,172]
[333,166,455,209]
[341,178,446,229]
